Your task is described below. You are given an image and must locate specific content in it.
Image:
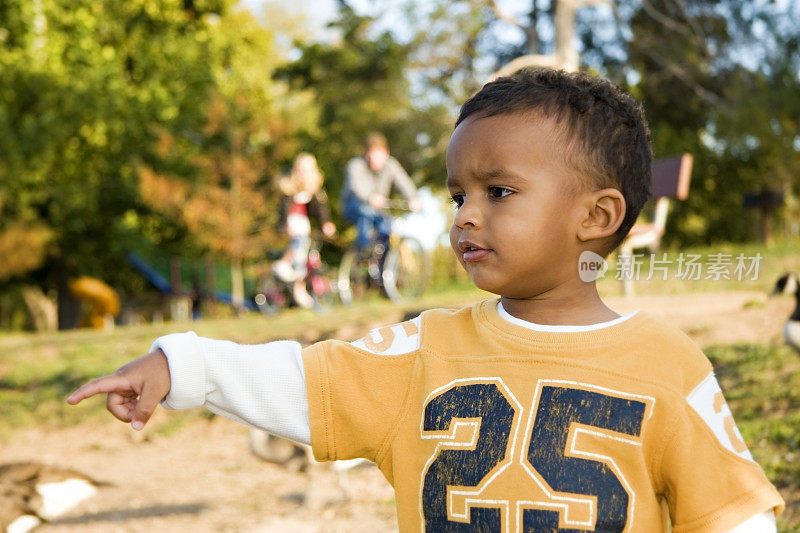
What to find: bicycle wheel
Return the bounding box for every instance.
[337,249,371,305]
[254,275,286,315]
[382,236,430,302]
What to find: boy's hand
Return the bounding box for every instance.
[67,349,171,431]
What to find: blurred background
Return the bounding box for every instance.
[2,0,800,531]
[1,0,799,331]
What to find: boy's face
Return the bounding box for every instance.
[447,112,586,298]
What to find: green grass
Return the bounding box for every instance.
[706,341,800,532]
[2,242,800,529]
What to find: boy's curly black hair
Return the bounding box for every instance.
[457,67,652,252]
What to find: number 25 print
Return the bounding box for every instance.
[420,379,655,532]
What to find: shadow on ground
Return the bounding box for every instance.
[50,502,207,525]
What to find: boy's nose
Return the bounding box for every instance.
[453,199,481,229]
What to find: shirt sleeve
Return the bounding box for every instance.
[660,372,784,532]
[387,158,417,201]
[150,332,311,444]
[301,337,419,464]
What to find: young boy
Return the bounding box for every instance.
[69,68,783,532]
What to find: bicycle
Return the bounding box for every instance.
[254,236,336,313]
[337,202,431,305]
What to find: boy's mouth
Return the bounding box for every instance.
[459,240,491,261]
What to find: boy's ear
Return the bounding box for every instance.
[576,188,626,242]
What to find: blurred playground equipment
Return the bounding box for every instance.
[126,253,256,322]
[618,154,694,297]
[120,190,450,320]
[67,276,121,329]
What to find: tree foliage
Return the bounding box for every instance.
[384,0,800,245]
[617,0,800,244]
[0,0,223,297]
[3,0,799,329]
[140,94,277,307]
[273,3,452,205]
[0,0,317,323]
[135,7,313,305]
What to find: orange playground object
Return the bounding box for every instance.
[67,276,121,329]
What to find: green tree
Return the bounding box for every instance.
[0,0,225,327]
[138,7,315,306]
[273,2,452,209]
[140,5,316,306]
[616,0,800,245]
[365,0,800,245]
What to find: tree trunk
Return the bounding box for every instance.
[56,262,80,330]
[525,0,540,55]
[231,258,244,309]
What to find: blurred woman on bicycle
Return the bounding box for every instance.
[273,152,336,308]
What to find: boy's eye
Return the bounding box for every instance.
[488,186,512,199]
[449,194,465,208]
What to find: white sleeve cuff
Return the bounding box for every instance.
[151,332,208,410]
[726,511,777,533]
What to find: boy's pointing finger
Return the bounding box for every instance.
[67,374,133,405]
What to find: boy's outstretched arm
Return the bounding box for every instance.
[67,333,311,444]
[67,350,171,431]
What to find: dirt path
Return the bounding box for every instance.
[606,289,791,348]
[2,290,793,532]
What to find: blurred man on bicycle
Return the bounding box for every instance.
[342,132,421,254]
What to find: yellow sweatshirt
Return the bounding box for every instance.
[302,299,783,532]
